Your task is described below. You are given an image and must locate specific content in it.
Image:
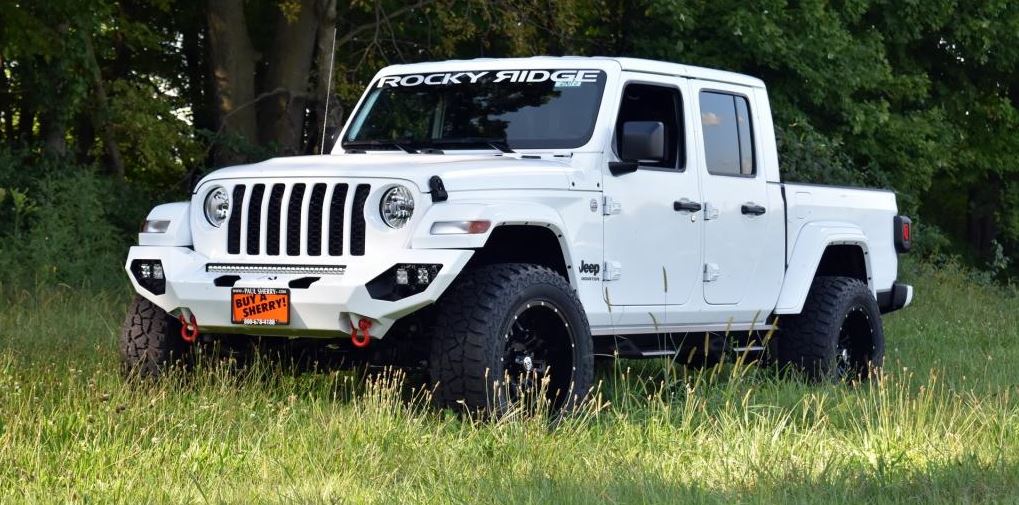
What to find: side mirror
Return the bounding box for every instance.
[619,121,665,162]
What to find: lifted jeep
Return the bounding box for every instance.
[123,57,913,410]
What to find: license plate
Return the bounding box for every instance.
[231,288,290,326]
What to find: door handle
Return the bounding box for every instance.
[674,200,703,212]
[741,203,766,216]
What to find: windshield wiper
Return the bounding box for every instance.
[343,140,418,153]
[420,137,516,154]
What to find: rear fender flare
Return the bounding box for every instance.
[775,221,872,315]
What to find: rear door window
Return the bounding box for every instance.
[699,91,755,176]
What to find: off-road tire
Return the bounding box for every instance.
[120,295,191,378]
[774,276,884,381]
[428,263,594,412]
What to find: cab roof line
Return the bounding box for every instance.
[377,56,764,89]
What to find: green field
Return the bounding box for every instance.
[2,262,1018,504]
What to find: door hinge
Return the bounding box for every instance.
[703,263,720,282]
[604,260,623,281]
[603,196,622,216]
[703,202,720,221]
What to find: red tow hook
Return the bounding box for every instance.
[350,318,373,348]
[178,313,200,343]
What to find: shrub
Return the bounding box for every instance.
[0,150,150,289]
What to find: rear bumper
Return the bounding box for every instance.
[125,246,473,339]
[877,282,913,314]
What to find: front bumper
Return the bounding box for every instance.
[877,282,914,314]
[126,246,473,339]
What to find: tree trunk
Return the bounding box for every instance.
[207,0,258,166]
[40,24,72,159]
[257,0,321,155]
[0,55,10,144]
[84,33,125,178]
[967,177,1000,259]
[16,90,34,146]
[310,0,338,154]
[73,111,95,165]
[41,112,68,157]
[183,15,214,135]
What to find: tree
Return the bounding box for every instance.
[3,0,1019,274]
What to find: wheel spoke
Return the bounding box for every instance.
[502,299,575,404]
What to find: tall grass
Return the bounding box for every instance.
[1,262,1018,504]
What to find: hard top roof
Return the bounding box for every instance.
[377,56,766,89]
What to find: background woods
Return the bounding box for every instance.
[2,0,1019,286]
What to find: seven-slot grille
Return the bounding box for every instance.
[226,182,370,257]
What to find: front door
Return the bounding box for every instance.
[602,75,703,317]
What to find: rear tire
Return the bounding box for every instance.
[120,296,191,378]
[774,276,884,381]
[428,264,594,413]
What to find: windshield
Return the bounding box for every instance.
[343,69,607,151]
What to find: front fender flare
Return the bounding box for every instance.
[411,201,569,250]
[138,202,192,247]
[774,221,872,315]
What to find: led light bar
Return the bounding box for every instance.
[206,264,346,275]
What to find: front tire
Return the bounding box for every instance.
[775,276,884,381]
[120,296,191,378]
[428,264,594,412]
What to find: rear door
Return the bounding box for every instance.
[691,82,782,306]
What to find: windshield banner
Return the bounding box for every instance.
[375,70,601,88]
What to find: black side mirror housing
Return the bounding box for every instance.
[619,121,665,162]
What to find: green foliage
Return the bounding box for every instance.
[776,121,874,187]
[0,150,145,289]
[106,79,203,193]
[16,172,125,285]
[908,221,954,265]
[194,129,278,171]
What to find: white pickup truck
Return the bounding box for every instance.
[123,57,913,410]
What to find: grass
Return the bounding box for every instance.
[1,262,1018,504]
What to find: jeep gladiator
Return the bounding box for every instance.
[123,57,914,410]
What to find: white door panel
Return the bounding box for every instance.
[602,170,702,306]
[602,74,702,315]
[692,82,784,308]
[702,177,772,304]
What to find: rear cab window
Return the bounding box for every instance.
[699,91,755,177]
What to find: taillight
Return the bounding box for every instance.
[894,216,912,253]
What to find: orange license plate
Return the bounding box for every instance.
[231,288,290,325]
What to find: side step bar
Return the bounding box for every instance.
[595,332,770,360]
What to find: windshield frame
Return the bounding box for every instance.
[338,65,615,153]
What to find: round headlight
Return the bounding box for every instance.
[204,186,231,227]
[380,186,414,228]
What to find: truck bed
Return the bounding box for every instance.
[781,182,900,299]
